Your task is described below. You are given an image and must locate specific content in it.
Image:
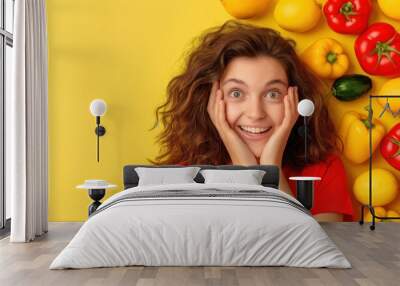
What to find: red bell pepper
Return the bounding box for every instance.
[381,123,400,170]
[323,0,372,34]
[355,22,400,77]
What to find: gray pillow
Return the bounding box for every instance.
[200,169,266,185]
[135,167,201,186]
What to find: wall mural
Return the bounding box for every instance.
[45,0,400,222]
[150,0,400,222]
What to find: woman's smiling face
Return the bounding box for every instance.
[220,56,289,158]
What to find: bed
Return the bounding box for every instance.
[49,165,351,269]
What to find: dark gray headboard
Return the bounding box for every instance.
[123,165,280,189]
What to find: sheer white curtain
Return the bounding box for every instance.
[8,0,48,242]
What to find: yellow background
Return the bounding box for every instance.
[46,0,400,221]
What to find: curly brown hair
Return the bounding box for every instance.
[149,20,341,168]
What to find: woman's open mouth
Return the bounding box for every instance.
[238,125,272,140]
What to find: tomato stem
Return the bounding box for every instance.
[373,41,400,66]
[389,137,400,158]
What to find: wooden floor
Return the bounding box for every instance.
[0,222,399,286]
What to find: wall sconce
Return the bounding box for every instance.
[297,99,314,164]
[89,99,107,162]
[289,99,320,211]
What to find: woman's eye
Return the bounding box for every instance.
[265,90,282,101]
[229,90,242,98]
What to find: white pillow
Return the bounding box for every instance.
[200,169,266,185]
[135,167,201,186]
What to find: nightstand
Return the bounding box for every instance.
[77,180,117,216]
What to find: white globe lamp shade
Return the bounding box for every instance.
[90,99,107,117]
[297,99,314,117]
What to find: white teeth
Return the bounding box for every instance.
[240,126,269,134]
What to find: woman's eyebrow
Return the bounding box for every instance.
[222,78,288,87]
[265,79,288,87]
[222,78,248,87]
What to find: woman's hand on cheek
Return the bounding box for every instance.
[207,81,257,165]
[260,86,299,167]
[207,81,231,138]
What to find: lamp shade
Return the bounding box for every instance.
[90,99,107,116]
[297,99,314,117]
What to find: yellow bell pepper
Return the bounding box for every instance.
[301,38,349,79]
[339,111,385,164]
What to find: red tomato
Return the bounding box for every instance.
[381,123,400,170]
[355,22,400,77]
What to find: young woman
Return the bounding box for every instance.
[150,20,353,222]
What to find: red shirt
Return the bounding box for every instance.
[282,154,353,221]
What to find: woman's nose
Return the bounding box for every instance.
[245,96,266,120]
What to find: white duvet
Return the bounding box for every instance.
[49,183,351,269]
